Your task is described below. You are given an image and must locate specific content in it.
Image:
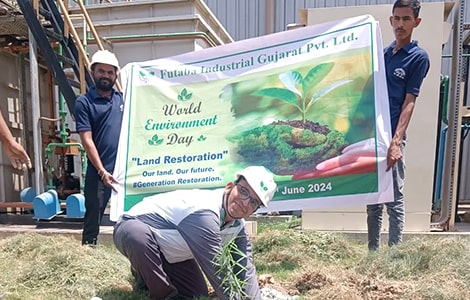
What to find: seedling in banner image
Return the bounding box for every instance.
[229,63,355,176]
[256,63,351,123]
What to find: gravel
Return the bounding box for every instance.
[260,287,299,300]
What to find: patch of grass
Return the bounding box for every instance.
[0,234,137,300]
[2,224,470,299]
[254,228,470,300]
[254,229,363,265]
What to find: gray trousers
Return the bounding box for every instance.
[367,141,406,250]
[113,217,209,300]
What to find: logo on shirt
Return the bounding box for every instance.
[120,104,124,112]
[393,68,406,80]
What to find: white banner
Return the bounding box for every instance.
[110,14,393,221]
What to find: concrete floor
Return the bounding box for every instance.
[0,213,115,243]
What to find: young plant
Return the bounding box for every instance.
[214,237,249,299]
[254,62,352,122]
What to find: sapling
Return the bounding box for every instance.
[229,63,352,174]
[214,237,249,299]
[254,63,352,122]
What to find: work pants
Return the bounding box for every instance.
[82,176,111,245]
[113,217,209,300]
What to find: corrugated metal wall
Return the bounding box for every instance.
[204,0,468,42]
[203,0,269,40]
[203,0,466,77]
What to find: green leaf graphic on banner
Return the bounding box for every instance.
[197,135,207,142]
[178,88,193,101]
[148,134,164,146]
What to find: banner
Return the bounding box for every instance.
[110,14,393,221]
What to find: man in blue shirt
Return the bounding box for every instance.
[367,0,430,250]
[74,50,124,245]
[113,166,277,300]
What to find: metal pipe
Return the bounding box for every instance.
[442,54,470,58]
[57,0,123,91]
[44,142,86,190]
[431,0,465,229]
[86,32,218,48]
[265,0,275,35]
[18,52,32,186]
[76,0,105,50]
[29,30,44,194]
[55,0,91,71]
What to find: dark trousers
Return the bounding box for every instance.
[82,176,111,245]
[113,218,209,300]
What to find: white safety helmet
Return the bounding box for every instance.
[236,166,277,207]
[90,50,120,70]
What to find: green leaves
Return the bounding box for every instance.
[253,62,351,122]
[178,88,192,101]
[301,62,334,97]
[260,181,269,192]
[254,88,300,109]
[214,238,249,299]
[148,134,163,146]
[307,79,353,111]
[279,71,302,96]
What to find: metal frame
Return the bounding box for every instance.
[432,0,466,230]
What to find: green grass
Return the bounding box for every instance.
[1,221,470,299]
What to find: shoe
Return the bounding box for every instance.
[82,238,97,246]
[131,267,148,292]
[133,278,148,293]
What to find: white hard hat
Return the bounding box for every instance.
[90,50,120,70]
[236,166,277,207]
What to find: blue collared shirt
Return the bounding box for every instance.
[74,87,124,177]
[384,40,430,135]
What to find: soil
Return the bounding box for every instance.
[230,119,348,175]
[272,120,330,136]
[258,271,407,300]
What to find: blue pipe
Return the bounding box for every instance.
[434,124,470,210]
[434,126,448,210]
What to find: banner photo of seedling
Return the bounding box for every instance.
[110,14,393,220]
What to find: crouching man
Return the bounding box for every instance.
[113,166,277,300]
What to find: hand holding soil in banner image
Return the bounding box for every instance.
[292,138,378,179]
[228,49,377,179]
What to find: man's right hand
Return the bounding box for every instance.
[101,171,118,192]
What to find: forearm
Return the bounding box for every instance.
[392,94,416,145]
[79,132,105,175]
[0,113,15,147]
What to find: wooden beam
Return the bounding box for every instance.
[0,202,33,209]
